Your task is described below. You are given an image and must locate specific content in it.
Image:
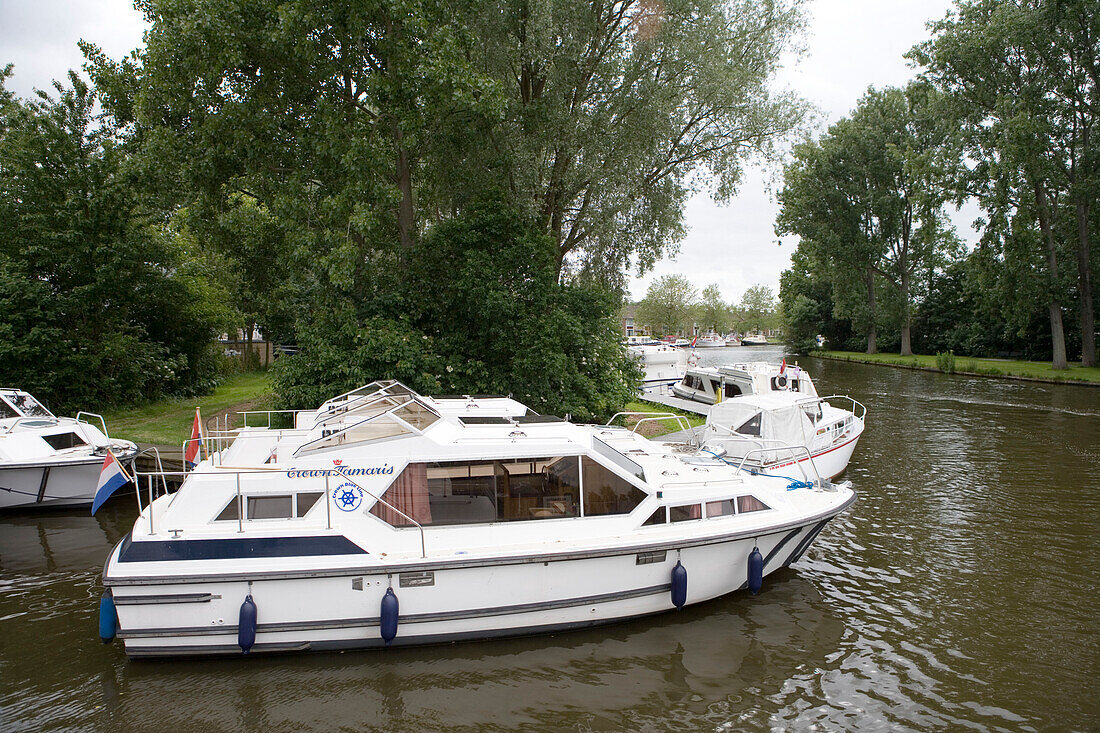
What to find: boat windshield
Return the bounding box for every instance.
[296,396,440,454]
[1,391,53,418]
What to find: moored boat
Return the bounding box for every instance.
[0,389,138,510]
[740,333,768,346]
[628,343,688,391]
[693,333,726,348]
[694,393,866,480]
[99,380,855,658]
[672,362,817,405]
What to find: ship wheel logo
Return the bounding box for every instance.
[332,482,364,512]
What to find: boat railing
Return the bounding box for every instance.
[75,411,111,441]
[127,466,428,557]
[237,408,310,430]
[731,445,825,488]
[816,394,867,421]
[606,411,696,437]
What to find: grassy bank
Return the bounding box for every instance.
[815,350,1100,384]
[619,400,705,438]
[101,371,276,446]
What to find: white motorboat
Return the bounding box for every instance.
[627,344,688,391]
[624,335,662,346]
[694,393,866,480]
[693,333,726,348]
[724,335,742,347]
[0,389,138,510]
[672,362,817,405]
[740,333,769,346]
[98,380,854,658]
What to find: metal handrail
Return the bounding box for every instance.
[75,411,110,441]
[731,445,824,487]
[128,466,428,558]
[816,394,867,421]
[237,409,310,429]
[606,411,695,437]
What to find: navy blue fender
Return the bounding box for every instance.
[670,560,688,609]
[238,594,257,653]
[380,587,399,644]
[99,591,117,644]
[748,546,764,595]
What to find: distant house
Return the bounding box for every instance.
[621,303,642,337]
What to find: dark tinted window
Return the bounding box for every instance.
[582,457,647,516]
[296,492,323,517]
[670,504,701,522]
[735,413,762,437]
[43,432,87,450]
[216,497,240,521]
[642,507,666,526]
[247,495,292,519]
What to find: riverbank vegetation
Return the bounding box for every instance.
[2,0,808,420]
[101,372,275,447]
[779,1,1097,371]
[634,275,780,336]
[816,351,1100,384]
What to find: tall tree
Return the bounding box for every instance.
[0,69,226,412]
[698,283,729,332]
[471,0,808,284]
[913,0,1099,368]
[739,283,776,332]
[637,274,697,335]
[777,85,956,355]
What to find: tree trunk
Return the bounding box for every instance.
[1076,199,1095,367]
[899,268,912,356]
[1034,182,1069,369]
[395,129,415,253]
[865,268,877,354]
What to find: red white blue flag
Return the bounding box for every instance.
[92,450,131,515]
[184,407,204,468]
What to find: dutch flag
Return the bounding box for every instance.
[92,450,131,515]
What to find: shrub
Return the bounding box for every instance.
[935,351,957,373]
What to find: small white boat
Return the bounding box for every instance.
[740,333,769,346]
[627,344,688,391]
[624,335,662,346]
[693,333,726,348]
[695,393,866,480]
[672,362,817,405]
[0,389,138,510]
[724,335,742,347]
[99,380,854,658]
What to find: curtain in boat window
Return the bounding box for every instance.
[372,464,432,526]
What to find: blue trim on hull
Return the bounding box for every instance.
[117,532,368,562]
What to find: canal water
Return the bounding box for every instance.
[2,349,1098,731]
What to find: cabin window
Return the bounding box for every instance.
[582,457,647,517]
[42,432,87,450]
[708,380,720,394]
[0,400,17,419]
[392,400,440,431]
[6,392,51,417]
[735,414,762,437]
[247,495,293,519]
[296,492,323,517]
[706,499,736,518]
[724,384,741,398]
[642,507,667,526]
[737,495,770,513]
[670,504,702,522]
[216,497,241,521]
[373,457,582,527]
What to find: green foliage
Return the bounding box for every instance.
[697,284,729,333]
[274,198,638,421]
[739,284,777,332]
[935,351,956,373]
[636,275,698,335]
[0,72,226,414]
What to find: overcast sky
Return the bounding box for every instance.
[1,0,972,304]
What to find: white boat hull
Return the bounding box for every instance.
[0,458,114,510]
[107,509,849,658]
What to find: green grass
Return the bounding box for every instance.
[815,350,1100,384]
[101,371,276,446]
[618,400,705,438]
